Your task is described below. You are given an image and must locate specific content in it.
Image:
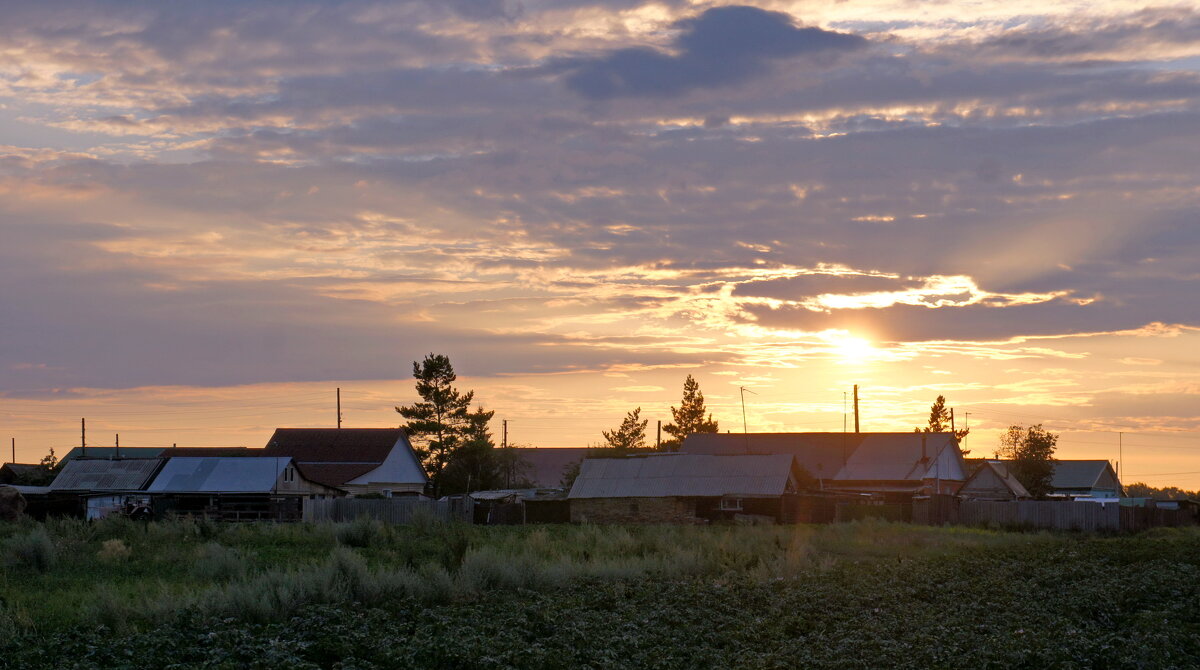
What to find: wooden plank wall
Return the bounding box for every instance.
[303,497,471,524]
[957,500,1119,531]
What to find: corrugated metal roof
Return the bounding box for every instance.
[683,432,962,482]
[567,454,796,499]
[61,447,166,462]
[50,458,163,491]
[148,457,291,493]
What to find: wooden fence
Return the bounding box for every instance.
[303,497,471,524]
[957,500,1120,531]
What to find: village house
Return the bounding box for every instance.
[48,457,165,520]
[957,460,1030,501]
[261,428,428,496]
[567,453,806,524]
[682,432,968,500]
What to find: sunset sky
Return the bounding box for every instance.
[1,1,1198,487]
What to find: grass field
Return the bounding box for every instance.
[2,518,1199,669]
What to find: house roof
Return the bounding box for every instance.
[1051,460,1117,490]
[961,460,1030,498]
[50,458,163,491]
[293,462,374,490]
[160,447,254,458]
[512,447,589,488]
[567,453,798,499]
[61,447,166,461]
[1,464,44,476]
[148,457,291,493]
[262,428,401,463]
[682,432,962,482]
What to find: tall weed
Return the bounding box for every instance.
[5,527,55,572]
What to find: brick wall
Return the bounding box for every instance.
[569,496,703,524]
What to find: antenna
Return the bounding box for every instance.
[739,386,757,451]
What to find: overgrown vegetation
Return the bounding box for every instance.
[1,519,1198,668]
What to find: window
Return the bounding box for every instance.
[720,497,743,511]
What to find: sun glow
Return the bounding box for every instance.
[825,332,877,362]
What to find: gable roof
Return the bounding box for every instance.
[61,447,166,462]
[682,432,963,482]
[960,460,1030,498]
[512,447,589,488]
[262,428,401,463]
[1051,460,1119,490]
[148,457,291,493]
[160,447,254,458]
[567,454,798,499]
[50,458,163,491]
[293,462,375,490]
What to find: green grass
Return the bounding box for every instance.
[2,519,1198,668]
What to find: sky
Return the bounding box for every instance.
[1,0,1198,487]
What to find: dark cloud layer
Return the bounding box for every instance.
[557,5,866,99]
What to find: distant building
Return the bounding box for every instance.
[957,460,1030,501]
[1049,460,1123,499]
[683,432,967,499]
[262,428,427,496]
[0,463,49,486]
[146,456,337,521]
[511,447,589,488]
[567,453,805,524]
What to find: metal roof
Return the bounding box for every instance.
[683,432,961,482]
[512,447,589,488]
[567,454,796,499]
[1050,460,1116,490]
[262,428,401,463]
[148,457,291,493]
[960,460,1030,498]
[50,458,163,491]
[61,447,166,462]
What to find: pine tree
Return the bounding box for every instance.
[662,374,719,451]
[917,395,970,443]
[396,353,475,493]
[603,407,648,453]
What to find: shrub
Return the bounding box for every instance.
[5,527,55,572]
[191,542,246,582]
[335,517,381,548]
[97,538,133,562]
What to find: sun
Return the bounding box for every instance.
[831,334,876,362]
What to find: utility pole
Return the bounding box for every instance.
[336,388,342,429]
[853,385,860,433]
[81,418,87,458]
[1119,432,1123,483]
[656,420,661,450]
[502,419,508,449]
[843,392,847,433]
[950,408,956,434]
[10,437,13,464]
[115,434,120,460]
[964,412,971,452]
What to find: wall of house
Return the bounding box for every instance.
[343,482,426,496]
[570,497,702,524]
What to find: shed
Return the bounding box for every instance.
[1050,460,1124,498]
[567,453,804,524]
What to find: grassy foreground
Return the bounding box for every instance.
[2,518,1199,668]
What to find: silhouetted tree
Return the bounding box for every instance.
[602,408,648,453]
[916,395,970,447]
[396,353,475,494]
[996,424,1058,499]
[662,374,719,451]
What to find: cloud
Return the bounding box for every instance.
[556,5,866,99]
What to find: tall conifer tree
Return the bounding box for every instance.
[662,374,719,451]
[396,353,474,492]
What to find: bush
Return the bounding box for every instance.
[5,527,55,572]
[97,539,132,562]
[191,542,247,582]
[335,517,382,548]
